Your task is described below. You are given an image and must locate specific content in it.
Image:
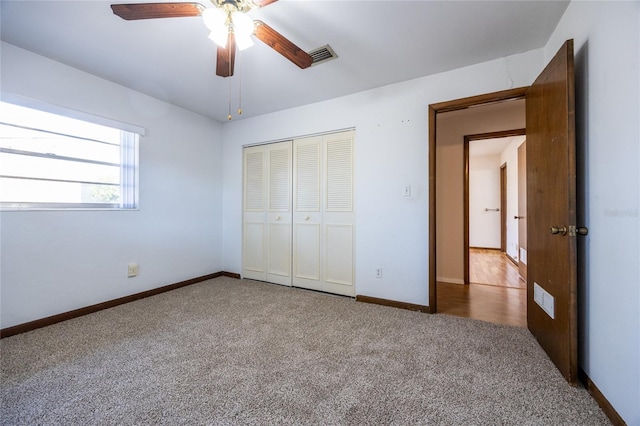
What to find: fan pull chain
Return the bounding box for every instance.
[227,38,232,121]
[227,78,232,121]
[238,49,243,116]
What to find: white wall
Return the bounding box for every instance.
[544,2,640,424]
[0,43,224,329]
[222,49,542,306]
[469,155,501,249]
[499,137,526,261]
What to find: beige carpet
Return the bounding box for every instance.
[1,277,609,425]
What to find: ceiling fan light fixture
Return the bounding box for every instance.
[202,7,225,31]
[203,8,254,50]
[231,11,254,50]
[203,8,228,47]
[231,11,253,37]
[109,0,313,118]
[236,34,254,51]
[208,29,229,48]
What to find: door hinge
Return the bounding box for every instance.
[569,225,589,236]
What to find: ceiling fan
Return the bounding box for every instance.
[110,0,313,78]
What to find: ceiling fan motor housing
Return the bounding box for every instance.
[214,0,253,13]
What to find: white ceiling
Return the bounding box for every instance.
[469,135,525,158]
[1,0,569,123]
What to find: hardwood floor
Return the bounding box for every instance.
[437,281,526,327]
[438,249,526,328]
[469,248,524,288]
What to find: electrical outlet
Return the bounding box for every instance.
[376,268,383,278]
[128,263,139,278]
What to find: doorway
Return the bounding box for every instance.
[464,130,526,290]
[429,88,528,327]
[431,40,579,384]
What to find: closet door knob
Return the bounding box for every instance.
[305,216,310,221]
[275,216,281,221]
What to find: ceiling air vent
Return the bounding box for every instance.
[308,45,338,66]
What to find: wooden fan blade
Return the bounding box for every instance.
[254,20,312,69]
[111,3,205,20]
[251,0,278,7]
[216,32,236,78]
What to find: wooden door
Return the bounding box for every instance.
[517,141,527,280]
[500,164,507,252]
[526,39,577,383]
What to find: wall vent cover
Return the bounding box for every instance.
[308,45,338,66]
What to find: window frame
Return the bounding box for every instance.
[0,94,144,211]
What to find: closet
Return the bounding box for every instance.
[242,130,355,297]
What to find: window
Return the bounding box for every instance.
[0,100,139,210]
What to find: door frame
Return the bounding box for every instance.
[500,162,507,253]
[517,141,528,280]
[462,128,526,284]
[428,87,528,313]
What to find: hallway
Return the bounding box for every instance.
[469,248,524,288]
[437,249,526,327]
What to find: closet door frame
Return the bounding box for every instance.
[242,129,355,297]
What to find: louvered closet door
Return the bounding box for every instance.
[322,131,355,296]
[293,136,323,291]
[242,141,292,285]
[243,145,267,281]
[293,130,355,297]
[266,142,292,286]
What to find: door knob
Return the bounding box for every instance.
[514,216,524,219]
[575,227,588,235]
[570,225,589,236]
[304,216,310,221]
[549,225,567,236]
[275,216,281,221]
